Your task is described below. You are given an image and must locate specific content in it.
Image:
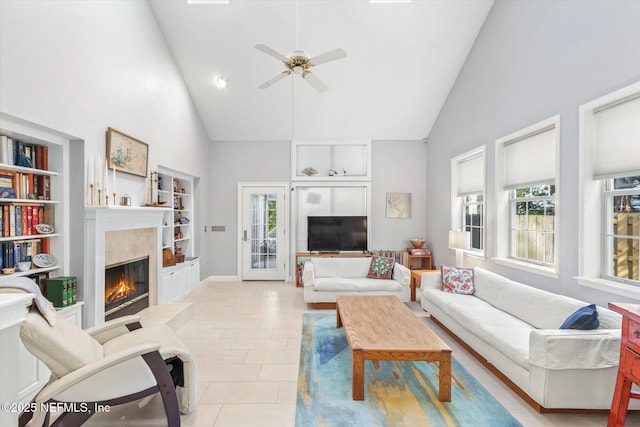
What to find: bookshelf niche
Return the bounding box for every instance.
[0,134,59,287]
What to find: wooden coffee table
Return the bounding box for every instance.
[336,295,452,401]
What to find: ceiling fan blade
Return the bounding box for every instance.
[302,72,328,93]
[255,44,289,62]
[258,71,290,89]
[309,48,347,66]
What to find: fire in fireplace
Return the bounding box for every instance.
[104,256,149,321]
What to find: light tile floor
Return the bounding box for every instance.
[82,280,639,427]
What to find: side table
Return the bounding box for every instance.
[410,269,439,301]
[608,302,640,427]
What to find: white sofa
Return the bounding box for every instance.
[302,257,410,305]
[420,267,628,410]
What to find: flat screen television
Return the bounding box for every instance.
[307,216,368,252]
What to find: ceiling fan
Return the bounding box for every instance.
[255,44,347,93]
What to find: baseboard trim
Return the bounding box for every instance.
[207,275,241,282]
[430,316,612,414]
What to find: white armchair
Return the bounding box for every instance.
[18,308,195,427]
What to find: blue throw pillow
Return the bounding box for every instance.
[559,304,600,330]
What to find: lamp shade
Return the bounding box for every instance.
[448,230,471,250]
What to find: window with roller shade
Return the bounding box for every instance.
[451,147,485,255]
[578,82,640,297]
[495,116,559,275]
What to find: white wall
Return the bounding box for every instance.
[0,1,212,276]
[210,139,427,277]
[426,0,640,305]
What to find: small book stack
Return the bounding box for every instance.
[46,276,77,308]
[407,247,431,255]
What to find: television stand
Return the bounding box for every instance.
[295,252,373,287]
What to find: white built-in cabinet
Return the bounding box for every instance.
[156,167,200,303]
[159,257,200,304]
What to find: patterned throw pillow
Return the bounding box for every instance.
[366,256,395,280]
[441,266,475,295]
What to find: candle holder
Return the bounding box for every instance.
[105,194,109,206]
[98,189,102,206]
[113,192,116,206]
[89,184,94,205]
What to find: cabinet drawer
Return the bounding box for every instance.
[620,347,640,384]
[627,318,640,350]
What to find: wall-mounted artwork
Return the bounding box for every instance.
[106,127,149,178]
[386,192,411,218]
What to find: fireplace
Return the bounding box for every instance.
[104,256,149,321]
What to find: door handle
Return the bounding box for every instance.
[243,230,248,241]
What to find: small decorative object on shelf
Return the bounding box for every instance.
[301,167,318,176]
[409,248,431,255]
[409,238,425,249]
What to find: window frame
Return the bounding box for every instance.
[450,146,486,258]
[494,115,560,277]
[602,177,640,286]
[509,185,556,267]
[462,193,485,254]
[578,81,640,299]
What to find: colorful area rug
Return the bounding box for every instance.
[296,312,523,427]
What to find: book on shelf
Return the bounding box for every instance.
[372,250,409,266]
[0,239,44,269]
[407,248,431,255]
[0,133,49,170]
[0,204,48,237]
[46,276,76,308]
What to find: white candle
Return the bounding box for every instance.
[113,167,116,194]
[104,160,109,194]
[88,155,94,186]
[96,154,102,189]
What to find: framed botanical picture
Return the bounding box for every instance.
[386,192,412,218]
[106,127,149,178]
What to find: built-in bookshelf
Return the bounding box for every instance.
[0,114,82,407]
[157,168,193,262]
[0,132,60,286]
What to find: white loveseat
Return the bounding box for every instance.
[420,267,628,410]
[302,257,410,306]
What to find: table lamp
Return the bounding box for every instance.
[448,230,471,268]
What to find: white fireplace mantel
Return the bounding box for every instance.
[84,206,170,327]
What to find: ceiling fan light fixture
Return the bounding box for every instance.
[293,65,303,75]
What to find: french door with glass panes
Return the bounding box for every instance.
[240,185,288,280]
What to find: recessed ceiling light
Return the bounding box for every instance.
[214,76,228,88]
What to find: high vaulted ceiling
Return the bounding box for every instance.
[149,0,493,142]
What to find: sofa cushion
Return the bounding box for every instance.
[311,257,371,278]
[314,277,359,292]
[472,268,621,330]
[423,288,532,369]
[313,277,402,292]
[354,278,402,292]
[367,256,395,280]
[441,266,475,294]
[560,304,600,330]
